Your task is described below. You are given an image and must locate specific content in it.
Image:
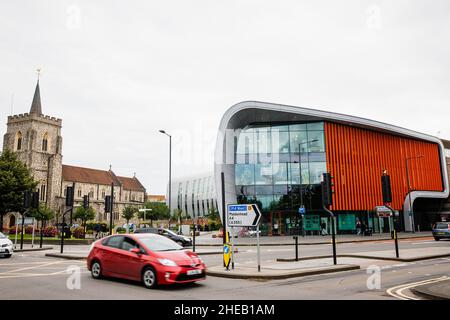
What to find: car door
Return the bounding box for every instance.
[116,236,146,280]
[101,235,124,274]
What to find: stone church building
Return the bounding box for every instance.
[2,80,146,229]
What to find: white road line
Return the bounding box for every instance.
[0,261,67,275]
[386,276,449,300]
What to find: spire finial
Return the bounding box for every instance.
[36,68,41,82]
[109,164,112,171]
[30,72,42,115]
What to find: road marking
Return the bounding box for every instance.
[0,260,67,275]
[386,276,449,300]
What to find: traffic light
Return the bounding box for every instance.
[65,186,74,206]
[83,195,90,209]
[31,191,40,209]
[104,195,111,213]
[381,174,392,203]
[23,190,32,209]
[322,172,333,207]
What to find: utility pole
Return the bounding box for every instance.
[321,172,337,265]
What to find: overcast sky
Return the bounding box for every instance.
[1,1,450,195]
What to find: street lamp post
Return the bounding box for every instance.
[159,130,172,224]
[405,155,424,233]
[138,208,153,227]
[295,138,319,237]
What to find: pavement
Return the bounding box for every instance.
[278,246,450,262]
[12,244,54,252]
[195,231,432,246]
[206,259,360,279]
[413,279,450,300]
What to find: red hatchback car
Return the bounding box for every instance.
[87,233,206,289]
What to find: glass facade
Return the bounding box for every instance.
[234,122,327,234]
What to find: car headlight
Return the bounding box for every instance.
[158,258,178,267]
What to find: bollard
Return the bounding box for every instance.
[293,236,299,261]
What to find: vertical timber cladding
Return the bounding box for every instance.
[324,122,443,211]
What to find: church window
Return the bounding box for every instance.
[42,133,49,152]
[40,184,46,201]
[101,190,106,199]
[77,189,82,197]
[16,132,23,151]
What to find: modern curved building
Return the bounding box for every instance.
[168,174,219,219]
[214,101,449,235]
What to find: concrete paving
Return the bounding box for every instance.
[206,261,360,279]
[196,231,432,246]
[413,279,450,300]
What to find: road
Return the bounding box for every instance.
[0,238,449,299]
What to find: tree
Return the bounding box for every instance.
[138,202,170,227]
[30,205,55,247]
[73,206,96,238]
[121,206,137,233]
[0,150,37,232]
[205,207,222,230]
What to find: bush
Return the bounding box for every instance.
[25,226,34,234]
[1,226,9,235]
[116,227,126,234]
[72,227,85,239]
[42,226,57,237]
[9,227,18,235]
[86,222,109,232]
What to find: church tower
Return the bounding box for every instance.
[2,78,63,210]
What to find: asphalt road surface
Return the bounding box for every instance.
[1,238,449,300]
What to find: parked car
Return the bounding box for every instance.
[134,227,192,247]
[87,234,206,288]
[0,232,13,258]
[432,222,450,241]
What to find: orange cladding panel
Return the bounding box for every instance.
[324,122,443,211]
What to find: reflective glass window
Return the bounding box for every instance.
[309,162,326,184]
[255,129,271,154]
[236,129,254,154]
[289,123,307,131]
[307,122,324,130]
[235,164,255,185]
[255,164,273,185]
[271,130,290,153]
[255,185,273,195]
[255,195,274,211]
[273,162,289,185]
[289,131,308,153]
[307,131,325,152]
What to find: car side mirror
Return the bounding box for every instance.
[130,248,141,255]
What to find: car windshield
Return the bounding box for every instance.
[436,223,450,229]
[139,236,183,252]
[163,229,178,237]
[0,232,6,239]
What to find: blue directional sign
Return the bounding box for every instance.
[298,206,306,214]
[227,204,262,227]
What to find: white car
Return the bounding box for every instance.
[0,232,13,258]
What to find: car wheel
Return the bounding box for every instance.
[142,266,158,289]
[434,237,440,241]
[91,261,103,279]
[4,254,12,258]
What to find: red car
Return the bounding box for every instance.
[87,233,206,289]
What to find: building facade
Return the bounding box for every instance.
[2,80,146,228]
[168,174,218,219]
[214,101,449,235]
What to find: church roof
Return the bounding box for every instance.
[30,80,42,115]
[62,165,145,192]
[117,176,146,192]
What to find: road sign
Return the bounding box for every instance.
[298,206,306,214]
[376,206,392,217]
[227,204,261,227]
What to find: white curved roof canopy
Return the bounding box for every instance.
[214,101,449,231]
